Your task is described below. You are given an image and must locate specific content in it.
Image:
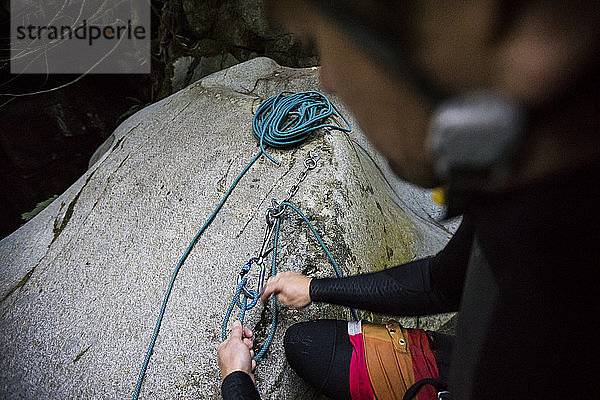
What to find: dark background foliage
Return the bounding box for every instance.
[0,0,318,239]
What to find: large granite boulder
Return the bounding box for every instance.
[0,57,455,399]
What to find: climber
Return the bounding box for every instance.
[218,1,600,399]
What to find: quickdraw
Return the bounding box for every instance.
[221,151,359,359]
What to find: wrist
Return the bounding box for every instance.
[222,368,251,381]
[308,277,317,302]
[221,370,259,399]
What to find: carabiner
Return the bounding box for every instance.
[266,199,285,225]
[236,257,266,299]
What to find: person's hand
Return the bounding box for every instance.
[217,320,257,382]
[260,271,312,308]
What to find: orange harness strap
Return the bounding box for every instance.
[362,321,417,400]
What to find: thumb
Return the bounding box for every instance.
[230,320,243,339]
[260,277,279,303]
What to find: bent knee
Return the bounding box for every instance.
[283,321,307,364]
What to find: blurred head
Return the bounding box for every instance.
[263,0,600,189]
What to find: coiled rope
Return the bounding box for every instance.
[133,91,352,399]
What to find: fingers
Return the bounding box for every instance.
[260,276,280,303]
[249,349,255,359]
[243,327,253,338]
[251,360,257,371]
[223,321,253,346]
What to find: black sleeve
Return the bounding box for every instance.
[309,215,474,316]
[221,371,261,400]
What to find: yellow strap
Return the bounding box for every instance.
[432,186,447,205]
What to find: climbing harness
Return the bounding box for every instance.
[133,90,355,399]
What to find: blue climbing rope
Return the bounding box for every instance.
[253,91,351,164]
[133,91,351,399]
[279,202,360,321]
[221,217,282,358]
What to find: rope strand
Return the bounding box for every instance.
[133,91,352,399]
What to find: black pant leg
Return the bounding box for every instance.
[284,319,352,400]
[428,331,454,386]
[284,320,455,399]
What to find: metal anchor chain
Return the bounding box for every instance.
[232,151,320,309]
[281,151,320,207]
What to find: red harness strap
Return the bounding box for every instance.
[347,320,440,400]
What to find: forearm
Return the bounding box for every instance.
[221,371,261,400]
[309,257,452,316]
[310,216,474,316]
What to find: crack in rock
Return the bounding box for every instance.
[51,172,95,244]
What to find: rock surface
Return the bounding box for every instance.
[0,57,455,399]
